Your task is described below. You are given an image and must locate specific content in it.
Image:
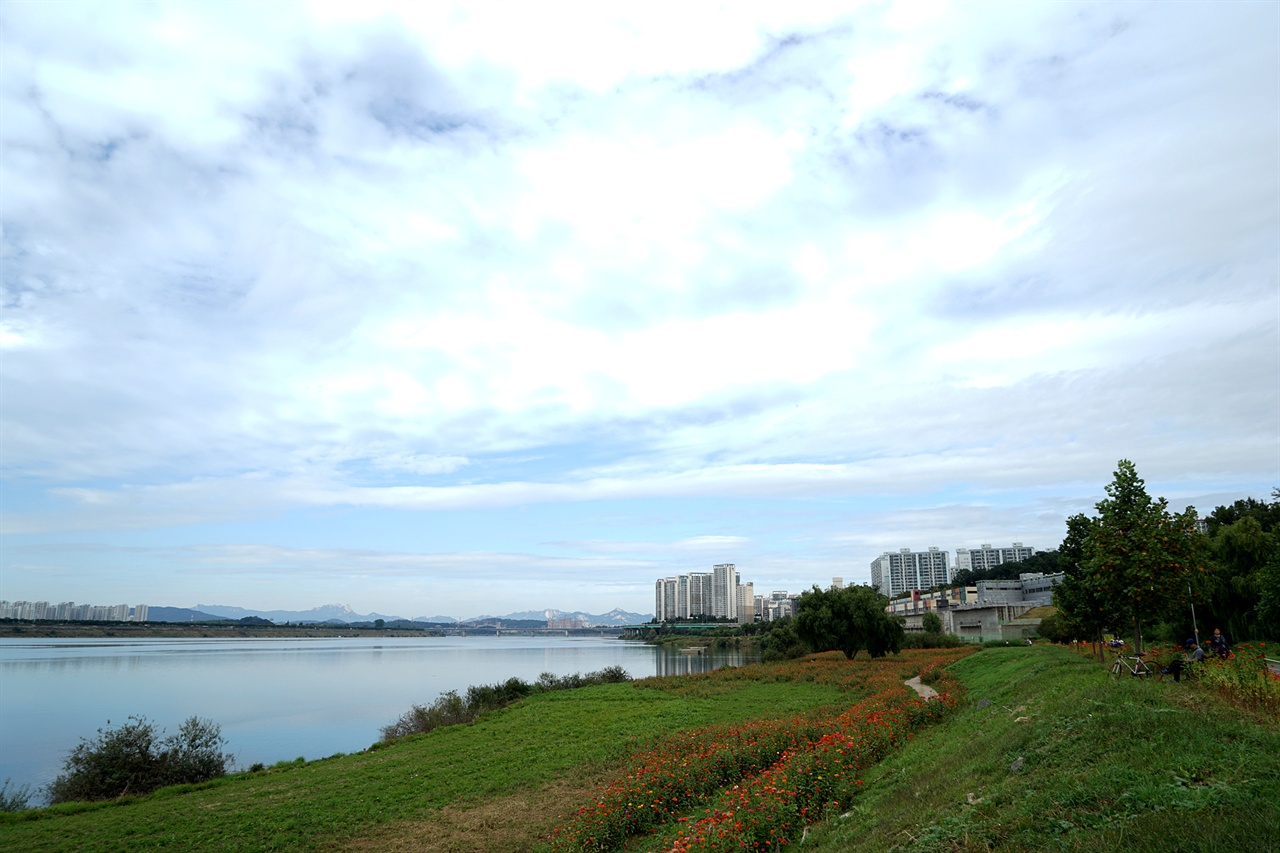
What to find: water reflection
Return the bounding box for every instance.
[0,636,755,797]
[653,647,756,677]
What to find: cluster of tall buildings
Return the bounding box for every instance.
[0,600,148,622]
[870,543,1036,598]
[655,544,1039,624]
[653,564,755,623]
[653,568,854,625]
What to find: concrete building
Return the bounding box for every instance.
[954,543,1035,574]
[655,578,677,622]
[756,591,796,622]
[654,565,752,624]
[737,582,755,623]
[976,572,1064,606]
[870,547,951,598]
[0,600,150,622]
[712,564,738,620]
[887,586,979,617]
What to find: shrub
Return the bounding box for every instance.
[381,668,634,742]
[0,778,33,811]
[900,631,965,649]
[46,716,232,804]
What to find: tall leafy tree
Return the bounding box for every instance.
[793,584,903,660]
[1052,512,1116,656]
[1204,509,1279,640]
[1082,460,1204,652]
[1257,547,1280,639]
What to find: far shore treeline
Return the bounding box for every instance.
[0,621,628,640]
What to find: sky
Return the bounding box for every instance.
[1,1,1277,621]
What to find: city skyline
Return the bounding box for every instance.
[2,2,1276,618]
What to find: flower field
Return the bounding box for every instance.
[1193,641,1280,716]
[1079,638,1280,717]
[544,648,975,853]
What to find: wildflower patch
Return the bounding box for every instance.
[545,648,973,852]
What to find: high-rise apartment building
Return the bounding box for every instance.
[737,578,752,617]
[870,547,950,598]
[712,563,738,620]
[954,543,1035,574]
[654,564,750,623]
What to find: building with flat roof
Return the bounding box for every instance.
[870,547,950,598]
[955,543,1035,574]
[654,564,751,623]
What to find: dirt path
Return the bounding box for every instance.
[904,676,939,700]
[333,774,606,853]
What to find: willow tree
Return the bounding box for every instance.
[1082,459,1205,653]
[794,584,903,660]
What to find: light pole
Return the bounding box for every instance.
[1188,582,1200,649]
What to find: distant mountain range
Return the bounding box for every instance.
[185,603,651,627]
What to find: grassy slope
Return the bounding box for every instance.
[0,680,847,852]
[6,647,1278,853]
[805,646,1280,853]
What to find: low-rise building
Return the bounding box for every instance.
[975,572,1064,606]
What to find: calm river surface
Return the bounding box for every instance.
[0,636,753,799]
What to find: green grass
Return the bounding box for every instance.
[0,680,847,852]
[802,646,1280,853]
[5,647,1278,853]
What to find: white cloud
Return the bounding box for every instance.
[1,1,1275,616]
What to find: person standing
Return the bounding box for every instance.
[1209,627,1230,659]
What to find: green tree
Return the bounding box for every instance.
[1257,547,1280,639]
[1034,613,1062,642]
[1081,460,1204,652]
[921,612,943,634]
[1053,512,1117,653]
[1204,492,1280,536]
[793,584,903,660]
[760,617,808,661]
[1202,514,1278,640]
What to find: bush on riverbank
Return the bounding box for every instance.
[898,630,967,650]
[46,716,232,804]
[0,780,33,812]
[380,666,632,741]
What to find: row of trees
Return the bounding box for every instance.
[776,460,1276,660]
[1051,460,1278,650]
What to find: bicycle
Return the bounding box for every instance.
[1110,652,1158,679]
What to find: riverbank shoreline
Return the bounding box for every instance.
[0,621,627,640]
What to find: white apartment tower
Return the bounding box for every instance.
[954,543,1035,574]
[711,563,738,620]
[654,564,751,623]
[737,581,754,623]
[870,547,951,598]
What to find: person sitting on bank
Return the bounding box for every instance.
[1164,639,1205,682]
[1209,627,1230,659]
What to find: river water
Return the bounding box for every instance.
[0,635,752,800]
